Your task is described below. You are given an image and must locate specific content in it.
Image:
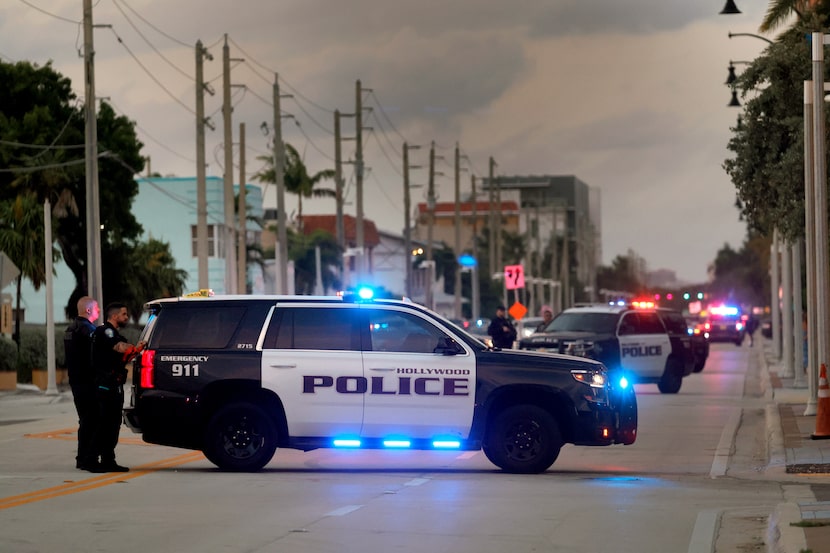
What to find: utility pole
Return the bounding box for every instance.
[237,122,247,294]
[334,110,345,251]
[453,143,462,319]
[195,39,212,290]
[488,157,496,278]
[495,169,502,276]
[471,174,480,322]
[355,80,365,282]
[426,141,436,311]
[83,0,103,320]
[403,142,413,299]
[222,35,238,295]
[273,74,288,294]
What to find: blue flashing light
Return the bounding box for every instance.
[432,439,461,449]
[618,376,630,390]
[333,439,361,448]
[357,286,375,300]
[458,253,477,267]
[383,440,411,448]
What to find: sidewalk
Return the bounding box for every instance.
[761,340,830,553]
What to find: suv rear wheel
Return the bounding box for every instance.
[483,405,562,474]
[204,401,278,471]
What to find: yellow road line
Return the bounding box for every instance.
[0,451,204,510]
[25,428,152,446]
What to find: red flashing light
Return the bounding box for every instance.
[140,349,156,389]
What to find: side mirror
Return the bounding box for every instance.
[435,337,464,356]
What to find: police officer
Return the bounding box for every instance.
[91,302,145,473]
[488,305,517,349]
[64,296,100,472]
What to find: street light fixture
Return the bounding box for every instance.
[720,0,741,14]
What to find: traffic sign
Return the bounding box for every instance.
[504,264,525,290]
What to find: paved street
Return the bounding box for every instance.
[0,338,827,553]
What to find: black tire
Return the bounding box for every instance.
[657,358,683,394]
[483,405,563,474]
[693,355,705,373]
[203,401,278,471]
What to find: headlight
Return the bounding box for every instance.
[571,369,607,388]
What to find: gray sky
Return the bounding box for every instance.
[2,0,776,283]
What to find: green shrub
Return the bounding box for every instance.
[0,336,16,372]
[15,324,68,383]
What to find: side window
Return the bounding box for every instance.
[618,314,637,336]
[263,307,360,351]
[365,309,449,353]
[637,312,666,334]
[153,306,246,349]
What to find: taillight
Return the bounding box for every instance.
[140,349,156,389]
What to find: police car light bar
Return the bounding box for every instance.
[333,438,362,448]
[710,305,739,316]
[432,440,461,449]
[383,440,412,448]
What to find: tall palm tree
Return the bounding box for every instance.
[253,143,336,231]
[760,0,824,32]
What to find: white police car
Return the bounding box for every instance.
[124,291,637,474]
[518,303,688,394]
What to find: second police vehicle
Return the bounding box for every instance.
[518,302,695,394]
[123,290,638,474]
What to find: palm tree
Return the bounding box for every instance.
[760,0,824,32]
[253,143,336,230]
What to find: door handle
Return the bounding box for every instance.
[269,364,297,369]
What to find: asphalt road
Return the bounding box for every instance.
[0,344,789,553]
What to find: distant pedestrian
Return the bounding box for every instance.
[746,313,759,347]
[64,296,100,472]
[91,302,145,473]
[488,305,517,349]
[536,308,554,332]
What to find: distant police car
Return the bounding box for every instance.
[518,303,691,394]
[123,291,637,474]
[703,305,746,345]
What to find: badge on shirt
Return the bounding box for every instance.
[105,328,114,338]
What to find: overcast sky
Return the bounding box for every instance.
[2,1,777,283]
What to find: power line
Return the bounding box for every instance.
[0,152,109,173]
[367,110,402,161]
[367,130,403,177]
[368,170,403,217]
[108,100,195,163]
[105,27,196,116]
[17,0,79,24]
[113,0,192,48]
[111,0,193,81]
[368,90,407,143]
[290,120,335,162]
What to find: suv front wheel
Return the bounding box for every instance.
[483,405,563,474]
[203,401,278,471]
[657,358,683,394]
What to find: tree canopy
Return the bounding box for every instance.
[0,60,185,320]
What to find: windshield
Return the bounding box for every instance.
[545,312,619,334]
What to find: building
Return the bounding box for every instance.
[11,176,263,323]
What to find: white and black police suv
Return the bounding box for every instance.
[123,291,637,474]
[518,303,693,394]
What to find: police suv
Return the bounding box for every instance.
[518,303,691,394]
[123,292,637,474]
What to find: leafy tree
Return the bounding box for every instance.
[253,143,336,228]
[0,60,186,321]
[596,255,643,295]
[760,0,828,32]
[708,236,771,308]
[289,228,342,294]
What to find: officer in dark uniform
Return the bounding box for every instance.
[487,305,517,349]
[91,302,145,473]
[64,296,100,471]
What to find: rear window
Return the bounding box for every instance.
[547,312,620,334]
[263,307,360,351]
[150,306,246,349]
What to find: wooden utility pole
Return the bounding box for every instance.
[426,141,436,311]
[334,110,345,251]
[355,80,365,282]
[83,0,103,320]
[403,142,413,299]
[222,35,237,294]
[237,122,247,293]
[453,143,462,319]
[195,40,210,289]
[488,157,496,278]
[273,74,288,294]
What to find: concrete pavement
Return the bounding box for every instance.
[760,339,830,553]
